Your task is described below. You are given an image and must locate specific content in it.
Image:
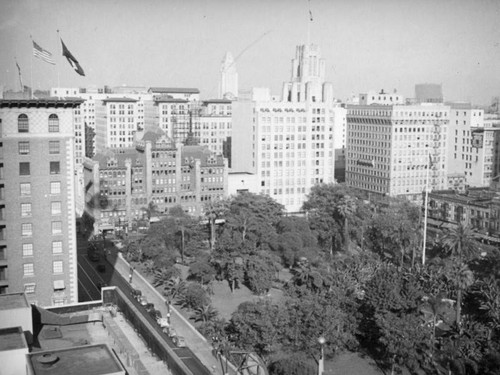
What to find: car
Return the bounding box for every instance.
[96,264,106,273]
[139,296,148,306]
[163,327,177,337]
[172,335,186,348]
[131,289,142,301]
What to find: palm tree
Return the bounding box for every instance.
[441,223,480,263]
[336,195,356,252]
[163,279,186,310]
[191,304,219,323]
[204,199,229,251]
[451,263,474,328]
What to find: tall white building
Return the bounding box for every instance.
[447,103,487,187]
[346,98,450,202]
[219,52,238,100]
[232,44,343,213]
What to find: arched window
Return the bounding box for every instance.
[48,114,59,132]
[18,114,29,132]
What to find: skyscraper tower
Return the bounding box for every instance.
[219,52,238,100]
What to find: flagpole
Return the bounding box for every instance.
[30,35,33,99]
[422,151,430,265]
[56,30,60,88]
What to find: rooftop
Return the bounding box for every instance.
[0,326,28,351]
[149,87,200,94]
[27,344,124,375]
[101,97,138,103]
[0,293,30,310]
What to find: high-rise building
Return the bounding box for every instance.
[219,52,238,100]
[0,98,83,306]
[446,103,490,187]
[232,44,343,213]
[346,98,450,202]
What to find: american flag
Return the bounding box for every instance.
[32,40,55,65]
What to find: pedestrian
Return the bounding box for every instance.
[129,273,133,283]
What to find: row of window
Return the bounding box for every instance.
[20,181,60,196]
[19,162,60,176]
[21,221,63,237]
[18,114,59,133]
[21,202,61,216]
[23,260,63,276]
[22,241,63,257]
[18,141,60,155]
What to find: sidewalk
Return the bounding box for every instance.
[114,254,237,375]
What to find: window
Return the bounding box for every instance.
[20,183,31,196]
[50,181,61,194]
[49,141,60,154]
[21,223,32,237]
[50,161,60,175]
[19,162,30,176]
[24,283,36,294]
[23,263,34,276]
[53,260,63,274]
[22,243,33,257]
[18,114,29,132]
[51,221,62,235]
[48,114,59,132]
[18,141,30,155]
[52,241,62,254]
[51,201,61,215]
[21,203,32,217]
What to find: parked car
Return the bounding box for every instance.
[172,335,186,348]
[139,296,148,306]
[163,327,177,338]
[96,264,106,273]
[131,289,142,301]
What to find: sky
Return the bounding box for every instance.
[1,0,499,105]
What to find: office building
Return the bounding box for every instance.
[231,44,343,213]
[346,98,450,202]
[219,52,238,100]
[0,98,83,306]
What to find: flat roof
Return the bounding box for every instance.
[101,97,137,103]
[149,87,200,94]
[0,98,84,108]
[28,344,124,375]
[0,293,30,310]
[0,326,28,351]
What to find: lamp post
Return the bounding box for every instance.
[318,336,326,375]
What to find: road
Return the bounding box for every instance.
[76,234,212,375]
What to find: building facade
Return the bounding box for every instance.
[231,44,342,213]
[0,98,83,306]
[346,101,450,202]
[426,188,500,243]
[84,131,227,232]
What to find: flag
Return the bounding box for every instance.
[32,40,55,65]
[61,38,85,76]
[15,59,23,90]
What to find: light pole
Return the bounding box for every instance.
[318,336,326,375]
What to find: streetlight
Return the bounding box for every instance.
[318,336,326,375]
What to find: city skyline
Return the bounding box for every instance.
[1,0,499,105]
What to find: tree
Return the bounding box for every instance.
[191,304,219,323]
[441,223,480,263]
[142,200,159,220]
[302,184,363,255]
[451,263,475,327]
[177,282,210,310]
[244,253,276,295]
[204,198,229,251]
[188,260,216,285]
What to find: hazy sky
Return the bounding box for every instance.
[1,0,499,105]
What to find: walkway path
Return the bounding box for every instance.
[113,254,237,375]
